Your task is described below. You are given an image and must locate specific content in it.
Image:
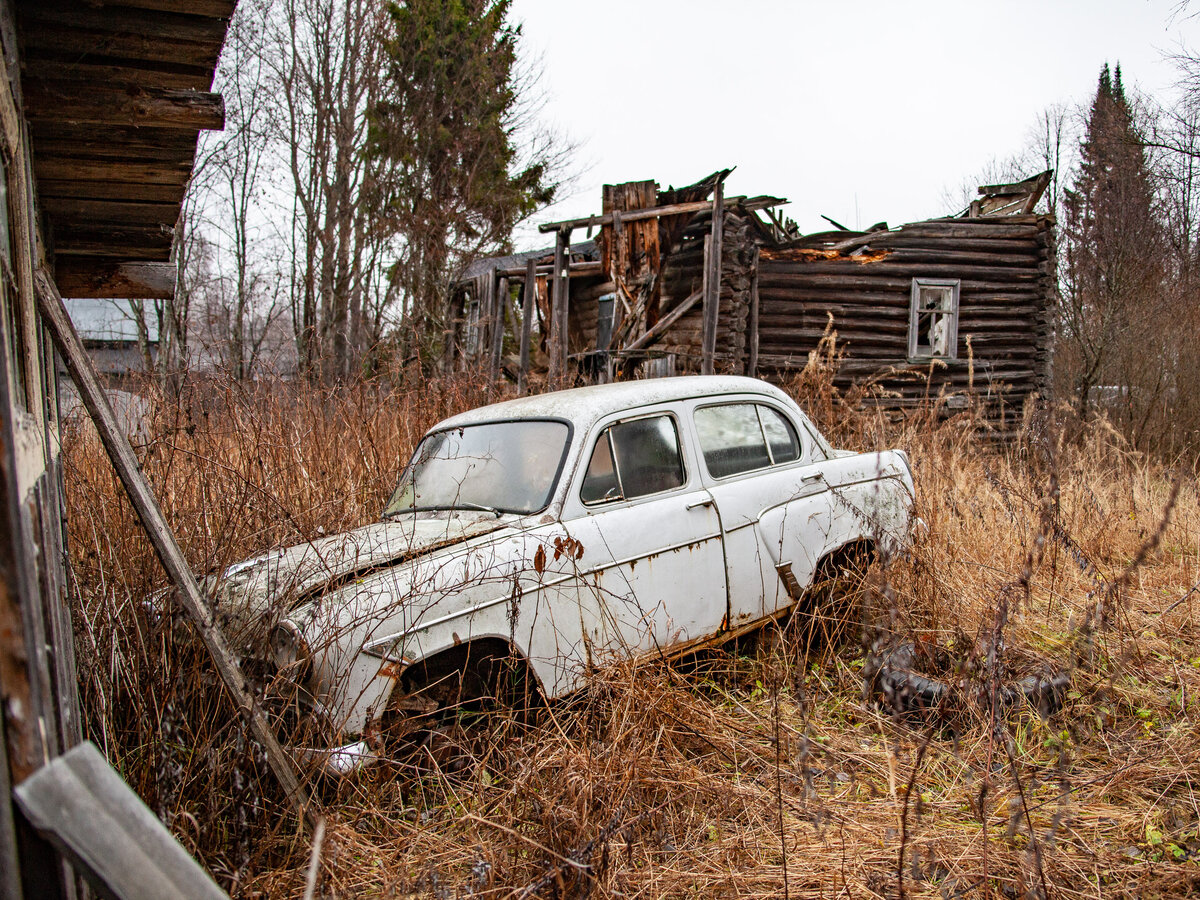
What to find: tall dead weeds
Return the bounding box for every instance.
[60,360,1200,898]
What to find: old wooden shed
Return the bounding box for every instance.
[451,169,1055,429]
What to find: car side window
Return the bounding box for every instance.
[581,415,686,504]
[759,406,801,464]
[693,403,804,478]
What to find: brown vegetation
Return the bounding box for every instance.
[63,359,1200,898]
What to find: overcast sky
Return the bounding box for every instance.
[509,0,1200,242]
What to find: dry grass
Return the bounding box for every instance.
[62,361,1200,899]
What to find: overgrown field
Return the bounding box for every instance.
[62,368,1200,898]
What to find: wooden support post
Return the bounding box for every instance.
[32,269,315,831]
[489,273,506,390]
[700,180,723,375]
[748,246,760,378]
[479,271,494,366]
[548,227,571,386]
[518,258,535,396]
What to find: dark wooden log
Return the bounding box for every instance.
[865,236,1044,253]
[760,260,1043,281]
[51,224,175,260]
[548,228,570,384]
[489,274,506,389]
[22,57,215,92]
[55,261,176,299]
[42,198,181,227]
[538,195,784,234]
[625,287,702,352]
[67,0,237,17]
[757,273,1045,294]
[33,269,315,831]
[748,247,760,377]
[24,80,225,131]
[518,258,535,396]
[700,181,723,376]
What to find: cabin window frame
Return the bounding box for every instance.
[908,277,960,361]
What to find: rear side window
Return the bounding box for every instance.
[581,415,685,504]
[694,403,802,478]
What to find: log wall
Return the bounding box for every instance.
[755,214,1056,427]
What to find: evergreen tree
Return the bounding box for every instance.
[1060,63,1167,435]
[367,0,557,366]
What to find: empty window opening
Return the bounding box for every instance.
[908,278,960,360]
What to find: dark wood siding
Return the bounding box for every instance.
[755,214,1055,425]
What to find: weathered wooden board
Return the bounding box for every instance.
[14,741,229,900]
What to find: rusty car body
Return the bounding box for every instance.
[213,376,914,772]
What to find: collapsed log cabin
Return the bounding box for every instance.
[449,169,1055,430]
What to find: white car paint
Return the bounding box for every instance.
[214,376,914,769]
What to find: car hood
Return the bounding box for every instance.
[207,515,510,628]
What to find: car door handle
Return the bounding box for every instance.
[686,496,714,511]
[802,473,824,484]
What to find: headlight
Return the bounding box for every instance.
[270,620,312,684]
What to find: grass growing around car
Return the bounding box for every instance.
[63,365,1200,898]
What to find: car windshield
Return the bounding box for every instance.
[383,420,570,517]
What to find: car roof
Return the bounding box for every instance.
[434,375,797,436]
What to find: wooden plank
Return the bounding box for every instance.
[50,224,175,260]
[625,287,702,352]
[518,258,535,396]
[20,30,222,71]
[21,0,232,42]
[32,269,315,830]
[700,181,723,376]
[55,261,176,300]
[490,260,601,280]
[14,741,229,900]
[66,0,237,18]
[24,81,224,131]
[22,57,216,92]
[37,179,187,204]
[42,198,181,228]
[548,228,570,384]
[0,713,21,900]
[540,199,712,233]
[538,195,784,234]
[489,275,506,387]
[748,247,760,378]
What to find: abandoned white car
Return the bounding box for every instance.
[212,376,914,772]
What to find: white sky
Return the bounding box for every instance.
[510,0,1200,241]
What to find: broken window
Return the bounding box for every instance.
[908,278,960,360]
[580,415,685,504]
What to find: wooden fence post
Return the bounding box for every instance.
[700,180,723,375]
[518,258,535,396]
[748,246,760,378]
[489,272,506,391]
[548,227,571,386]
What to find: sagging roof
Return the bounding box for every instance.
[15,0,232,299]
[462,239,599,281]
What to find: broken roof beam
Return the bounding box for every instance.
[975,170,1053,216]
[538,196,787,234]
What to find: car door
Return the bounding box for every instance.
[688,399,835,628]
[561,410,728,661]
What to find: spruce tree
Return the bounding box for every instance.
[1060,63,1166,432]
[367,0,557,366]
